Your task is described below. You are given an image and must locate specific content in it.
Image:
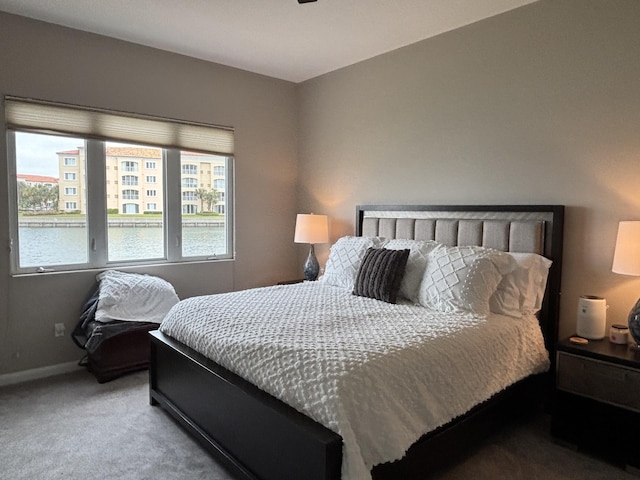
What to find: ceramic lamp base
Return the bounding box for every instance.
[627,297,640,349]
[303,244,320,281]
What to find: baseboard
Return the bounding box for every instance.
[0,361,82,387]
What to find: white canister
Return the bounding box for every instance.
[609,324,629,344]
[576,295,607,340]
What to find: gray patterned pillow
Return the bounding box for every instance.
[353,248,410,304]
[321,236,385,290]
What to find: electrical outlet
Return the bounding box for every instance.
[54,323,65,337]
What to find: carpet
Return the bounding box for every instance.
[0,370,635,480]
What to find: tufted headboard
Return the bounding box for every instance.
[356,205,564,357]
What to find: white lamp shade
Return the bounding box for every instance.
[612,221,640,276]
[294,214,329,244]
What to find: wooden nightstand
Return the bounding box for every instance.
[551,337,640,473]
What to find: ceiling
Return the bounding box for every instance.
[0,0,538,83]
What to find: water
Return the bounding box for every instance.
[18,226,227,267]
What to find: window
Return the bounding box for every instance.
[146,189,157,197]
[214,166,224,176]
[182,191,197,201]
[213,179,225,189]
[182,164,197,175]
[122,175,138,186]
[122,161,138,172]
[122,203,139,214]
[183,205,197,214]
[6,96,234,273]
[182,177,198,188]
[122,189,139,200]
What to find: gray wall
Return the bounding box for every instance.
[296,0,640,340]
[0,12,300,375]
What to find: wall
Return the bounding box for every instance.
[0,12,299,375]
[296,0,640,340]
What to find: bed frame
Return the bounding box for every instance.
[149,204,564,480]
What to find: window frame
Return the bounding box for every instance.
[7,135,235,275]
[5,96,235,275]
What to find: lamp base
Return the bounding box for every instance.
[303,244,320,281]
[627,297,640,349]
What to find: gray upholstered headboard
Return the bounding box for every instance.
[358,209,557,256]
[356,205,565,355]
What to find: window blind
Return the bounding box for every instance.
[4,96,234,155]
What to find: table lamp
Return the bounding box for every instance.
[294,213,328,281]
[612,221,640,348]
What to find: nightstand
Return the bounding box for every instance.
[551,337,640,473]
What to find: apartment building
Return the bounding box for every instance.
[57,146,226,215]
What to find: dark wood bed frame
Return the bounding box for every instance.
[149,204,564,480]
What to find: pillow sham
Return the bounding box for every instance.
[353,248,410,304]
[384,239,439,303]
[489,253,552,317]
[95,270,180,324]
[418,245,516,315]
[321,236,385,290]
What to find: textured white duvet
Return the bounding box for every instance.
[160,282,549,480]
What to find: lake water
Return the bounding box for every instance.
[18,225,227,267]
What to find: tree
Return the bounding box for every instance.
[193,188,219,213]
[18,183,59,211]
[45,185,59,211]
[204,189,219,212]
[194,188,208,213]
[17,181,28,211]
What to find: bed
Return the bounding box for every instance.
[149,204,564,480]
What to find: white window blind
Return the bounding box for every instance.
[4,96,234,156]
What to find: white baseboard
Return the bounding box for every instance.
[0,361,81,387]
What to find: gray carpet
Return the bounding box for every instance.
[0,369,635,480]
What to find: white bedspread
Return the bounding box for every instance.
[160,282,549,480]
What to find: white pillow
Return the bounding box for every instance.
[95,270,180,324]
[490,253,552,317]
[384,239,439,303]
[418,245,516,315]
[321,236,384,290]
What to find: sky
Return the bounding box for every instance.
[15,131,82,178]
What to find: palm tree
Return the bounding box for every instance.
[194,188,208,213]
[205,189,219,212]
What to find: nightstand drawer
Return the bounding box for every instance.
[557,352,640,412]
